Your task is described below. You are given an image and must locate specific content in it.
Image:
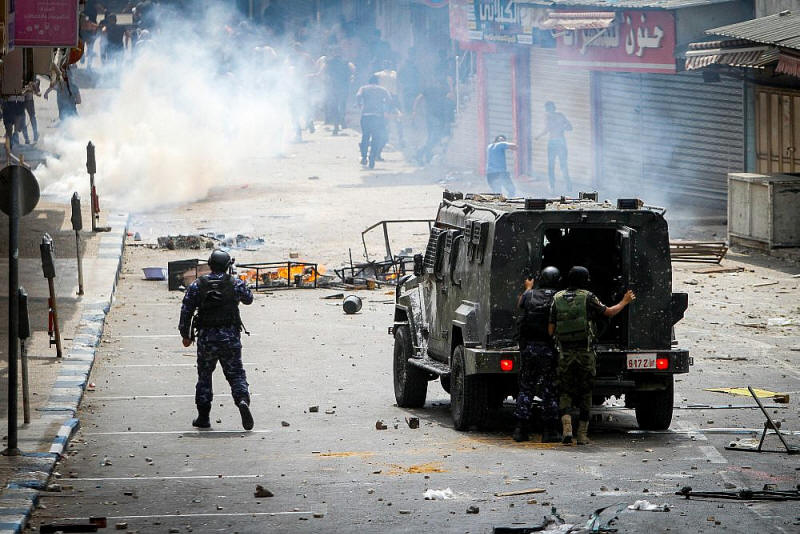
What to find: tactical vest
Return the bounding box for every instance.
[553,289,593,346]
[519,288,557,342]
[196,274,240,329]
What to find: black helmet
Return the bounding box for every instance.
[208,249,232,273]
[539,266,560,288]
[567,266,590,288]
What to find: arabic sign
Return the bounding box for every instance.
[15,0,79,48]
[556,10,676,73]
[452,0,551,45]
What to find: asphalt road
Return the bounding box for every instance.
[26,127,800,533]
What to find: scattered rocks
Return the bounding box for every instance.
[375,420,388,430]
[281,421,290,427]
[308,406,319,413]
[115,522,128,530]
[406,417,419,429]
[466,505,480,514]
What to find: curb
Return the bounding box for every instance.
[0,212,128,534]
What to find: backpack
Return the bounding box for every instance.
[553,289,593,346]
[196,274,240,329]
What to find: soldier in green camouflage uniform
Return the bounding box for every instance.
[548,266,635,445]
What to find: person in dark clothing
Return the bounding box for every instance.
[101,14,129,64]
[321,49,354,135]
[356,74,392,168]
[514,266,562,443]
[413,81,453,165]
[549,266,635,445]
[179,250,255,431]
[536,101,573,193]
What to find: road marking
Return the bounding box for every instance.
[61,512,314,520]
[106,363,261,367]
[89,394,263,400]
[674,420,707,441]
[698,445,728,464]
[67,474,263,481]
[85,430,274,436]
[115,334,260,338]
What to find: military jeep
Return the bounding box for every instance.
[391,192,691,431]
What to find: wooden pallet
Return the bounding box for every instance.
[670,241,728,264]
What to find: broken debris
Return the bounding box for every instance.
[627,500,670,512]
[254,485,274,498]
[375,420,388,430]
[423,488,455,500]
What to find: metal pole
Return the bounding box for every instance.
[48,278,63,357]
[21,339,29,424]
[75,230,84,295]
[87,142,98,232]
[5,166,21,455]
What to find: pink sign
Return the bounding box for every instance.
[15,0,79,47]
[556,10,676,73]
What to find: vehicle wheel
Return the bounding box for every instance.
[393,325,427,408]
[634,377,674,430]
[440,374,451,394]
[450,345,490,430]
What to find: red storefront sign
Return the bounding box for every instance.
[15,0,79,47]
[556,10,676,73]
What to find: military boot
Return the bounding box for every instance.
[576,420,590,445]
[512,421,529,442]
[238,399,254,431]
[561,414,573,445]
[192,403,211,428]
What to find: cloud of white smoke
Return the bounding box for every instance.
[35,2,304,211]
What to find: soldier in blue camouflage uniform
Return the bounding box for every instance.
[179,250,255,430]
[549,266,634,445]
[513,266,561,443]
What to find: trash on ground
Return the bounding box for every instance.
[466,505,480,514]
[627,499,670,512]
[494,488,546,497]
[322,293,344,299]
[343,295,363,314]
[423,488,454,500]
[254,485,274,498]
[767,317,795,326]
[493,507,571,533]
[754,280,779,287]
[692,265,745,274]
[406,416,419,429]
[158,234,216,250]
[705,387,785,399]
[142,267,166,281]
[676,486,800,501]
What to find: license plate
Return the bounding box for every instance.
[626,353,657,370]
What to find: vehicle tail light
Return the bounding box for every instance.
[500,359,513,372]
[656,357,669,370]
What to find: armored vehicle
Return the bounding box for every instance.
[391,192,691,431]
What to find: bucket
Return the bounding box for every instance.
[343,295,362,314]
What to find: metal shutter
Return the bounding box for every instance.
[486,52,515,171]
[598,72,744,206]
[530,48,593,188]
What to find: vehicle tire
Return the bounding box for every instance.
[634,377,674,430]
[440,374,451,394]
[393,325,427,408]
[450,345,490,430]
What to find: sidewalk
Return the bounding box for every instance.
[0,85,127,531]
